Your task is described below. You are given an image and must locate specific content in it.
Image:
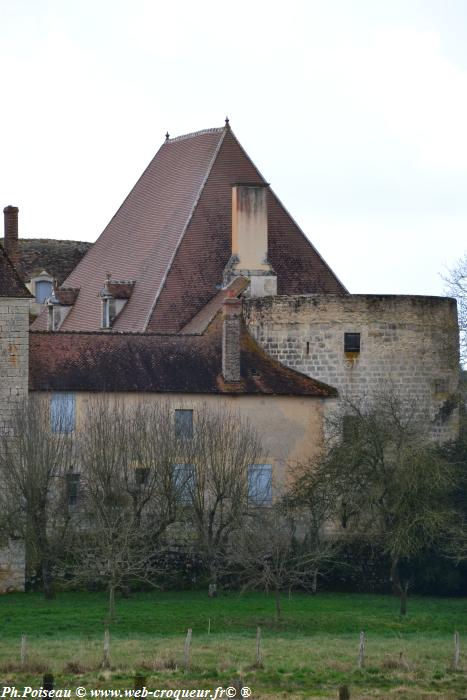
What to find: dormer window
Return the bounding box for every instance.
[101,290,114,329]
[35,279,53,303]
[46,281,80,331]
[99,274,135,329]
[48,297,62,331]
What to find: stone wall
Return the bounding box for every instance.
[0,539,25,592]
[244,294,460,442]
[0,297,29,591]
[0,298,30,434]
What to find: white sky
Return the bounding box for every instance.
[2,0,467,296]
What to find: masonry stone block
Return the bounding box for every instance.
[0,297,29,591]
[245,294,460,442]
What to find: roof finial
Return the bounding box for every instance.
[165,131,170,141]
[225,116,230,129]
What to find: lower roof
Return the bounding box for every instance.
[29,314,337,398]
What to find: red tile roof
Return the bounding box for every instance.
[31,125,346,333]
[0,245,32,298]
[29,314,337,397]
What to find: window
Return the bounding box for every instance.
[66,472,80,506]
[248,464,272,506]
[173,464,195,504]
[344,332,360,353]
[342,415,360,442]
[434,379,449,394]
[175,409,193,439]
[51,393,75,433]
[135,467,150,486]
[35,280,53,304]
[48,304,62,332]
[101,297,116,329]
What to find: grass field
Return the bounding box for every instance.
[0,590,466,698]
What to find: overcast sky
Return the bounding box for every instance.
[2,0,467,296]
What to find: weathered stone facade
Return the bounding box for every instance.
[244,294,460,442]
[0,297,29,592]
[0,298,30,434]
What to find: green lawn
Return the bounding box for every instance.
[0,590,466,698]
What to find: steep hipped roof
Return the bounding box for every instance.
[0,245,32,298]
[29,313,337,397]
[32,125,346,333]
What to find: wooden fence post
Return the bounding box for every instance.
[358,631,365,669]
[43,674,54,697]
[134,675,146,691]
[184,628,192,671]
[102,627,111,669]
[256,626,262,667]
[454,631,460,670]
[339,685,350,700]
[20,634,27,668]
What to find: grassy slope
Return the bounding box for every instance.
[0,591,466,698]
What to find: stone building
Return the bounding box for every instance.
[0,121,460,591]
[2,205,91,318]
[0,244,31,591]
[244,293,459,442]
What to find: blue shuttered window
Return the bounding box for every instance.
[248,464,272,506]
[35,280,53,304]
[50,393,75,433]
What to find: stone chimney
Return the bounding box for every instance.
[3,205,20,268]
[222,294,242,382]
[223,184,277,296]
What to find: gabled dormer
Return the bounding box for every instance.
[99,274,135,329]
[46,281,80,331]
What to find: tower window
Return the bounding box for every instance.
[344,333,360,353]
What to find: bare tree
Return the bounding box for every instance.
[315,391,458,615]
[62,398,184,620]
[231,500,338,621]
[0,396,74,598]
[444,253,467,363]
[287,466,343,594]
[179,404,264,594]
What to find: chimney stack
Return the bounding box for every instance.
[223,184,277,296]
[222,294,242,382]
[232,184,269,270]
[3,205,20,269]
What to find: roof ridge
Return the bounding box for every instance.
[226,130,349,294]
[143,127,227,330]
[166,127,225,143]
[29,329,202,336]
